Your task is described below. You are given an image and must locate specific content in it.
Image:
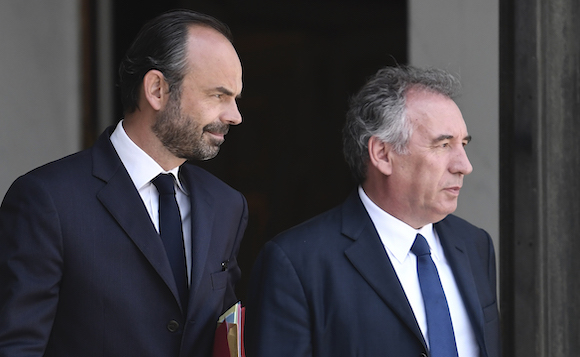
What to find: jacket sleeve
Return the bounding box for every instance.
[245,240,312,357]
[0,174,63,356]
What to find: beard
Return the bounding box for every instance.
[152,92,229,161]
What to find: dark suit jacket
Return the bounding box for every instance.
[0,127,248,357]
[246,191,500,357]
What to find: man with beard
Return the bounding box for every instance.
[0,9,247,357]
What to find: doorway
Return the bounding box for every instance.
[112,0,407,298]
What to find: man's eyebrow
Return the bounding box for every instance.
[216,86,242,99]
[432,134,472,143]
[433,134,454,143]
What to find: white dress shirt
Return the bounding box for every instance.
[110,120,192,285]
[358,186,479,357]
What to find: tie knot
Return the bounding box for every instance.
[152,174,176,195]
[411,234,431,257]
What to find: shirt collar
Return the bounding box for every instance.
[110,120,187,194]
[358,186,439,263]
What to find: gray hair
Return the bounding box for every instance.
[342,65,461,184]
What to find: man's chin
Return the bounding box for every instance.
[182,146,220,161]
[200,149,220,161]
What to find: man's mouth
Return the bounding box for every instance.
[203,123,229,142]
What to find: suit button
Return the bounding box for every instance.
[167,320,180,332]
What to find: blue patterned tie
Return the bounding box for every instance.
[152,174,188,309]
[411,234,458,357]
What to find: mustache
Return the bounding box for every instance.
[203,122,229,135]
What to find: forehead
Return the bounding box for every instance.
[185,26,240,67]
[181,25,242,85]
[405,89,467,137]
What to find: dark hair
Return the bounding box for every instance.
[118,9,233,114]
[342,65,461,184]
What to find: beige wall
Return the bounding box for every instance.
[0,1,81,198]
[409,0,500,246]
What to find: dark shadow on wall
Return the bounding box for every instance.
[112,0,407,300]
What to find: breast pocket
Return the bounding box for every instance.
[210,270,228,290]
[483,301,499,322]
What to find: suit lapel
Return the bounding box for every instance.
[180,166,215,305]
[92,128,182,308]
[435,220,488,357]
[341,192,426,347]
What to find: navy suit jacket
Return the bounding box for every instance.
[0,127,248,357]
[246,191,500,357]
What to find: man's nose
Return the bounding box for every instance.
[221,100,242,126]
[452,146,473,175]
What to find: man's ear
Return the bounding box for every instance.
[368,136,394,176]
[142,69,169,111]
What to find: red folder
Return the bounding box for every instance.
[212,302,245,357]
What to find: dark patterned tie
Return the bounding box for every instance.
[152,174,188,309]
[411,234,458,357]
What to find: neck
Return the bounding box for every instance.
[362,181,426,230]
[122,113,186,171]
